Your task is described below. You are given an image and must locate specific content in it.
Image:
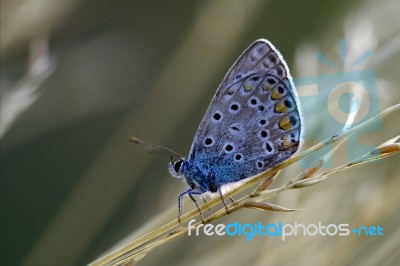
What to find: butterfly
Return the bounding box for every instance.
[131,39,303,222]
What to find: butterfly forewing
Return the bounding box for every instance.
[188,39,302,182]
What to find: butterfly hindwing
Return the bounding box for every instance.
[188,39,302,184]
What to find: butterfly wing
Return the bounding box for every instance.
[188,39,303,184]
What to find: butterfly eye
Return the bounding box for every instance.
[174,159,183,172]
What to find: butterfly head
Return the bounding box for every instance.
[169,158,185,178]
[169,158,206,192]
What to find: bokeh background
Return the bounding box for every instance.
[1,0,400,265]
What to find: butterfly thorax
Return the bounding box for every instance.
[169,159,218,193]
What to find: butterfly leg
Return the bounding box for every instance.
[201,196,207,204]
[178,189,204,224]
[188,193,205,224]
[201,196,212,211]
[218,187,230,215]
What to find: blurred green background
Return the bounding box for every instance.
[1,0,399,265]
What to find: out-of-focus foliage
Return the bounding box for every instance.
[1,0,399,265]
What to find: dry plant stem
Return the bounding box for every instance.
[255,143,400,199]
[90,103,399,266]
[291,143,400,188]
[107,143,398,266]
[253,171,280,193]
[243,202,300,212]
[113,228,187,266]
[117,202,299,266]
[113,138,399,266]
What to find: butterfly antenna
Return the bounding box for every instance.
[129,136,183,159]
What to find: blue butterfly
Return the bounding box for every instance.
[132,39,303,221]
